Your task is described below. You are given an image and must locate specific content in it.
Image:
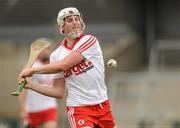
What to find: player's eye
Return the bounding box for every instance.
[65,16,79,23]
[67,18,72,22]
[75,17,79,21]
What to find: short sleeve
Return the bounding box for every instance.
[74,35,101,60]
[50,52,64,79]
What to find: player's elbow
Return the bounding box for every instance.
[56,93,64,99]
[55,89,65,99]
[56,96,63,99]
[56,61,69,71]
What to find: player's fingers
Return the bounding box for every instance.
[24,77,32,89]
[18,74,24,82]
[24,84,31,89]
[18,70,26,81]
[25,77,30,83]
[18,69,32,81]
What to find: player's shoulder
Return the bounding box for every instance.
[78,34,98,45]
[81,34,97,41]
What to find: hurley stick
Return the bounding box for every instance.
[11,38,51,96]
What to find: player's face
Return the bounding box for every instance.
[62,15,81,36]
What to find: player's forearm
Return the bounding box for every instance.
[30,82,64,99]
[32,60,67,74]
[31,51,84,75]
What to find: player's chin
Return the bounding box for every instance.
[68,31,82,39]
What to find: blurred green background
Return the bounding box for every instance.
[1,0,180,128]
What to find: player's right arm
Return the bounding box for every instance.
[18,51,84,80]
[25,77,65,99]
[18,35,96,80]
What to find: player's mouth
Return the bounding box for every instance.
[71,27,80,32]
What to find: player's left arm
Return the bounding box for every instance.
[24,77,66,99]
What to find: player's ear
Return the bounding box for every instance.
[62,29,65,34]
[58,25,65,34]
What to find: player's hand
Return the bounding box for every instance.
[18,68,33,81]
[24,77,33,89]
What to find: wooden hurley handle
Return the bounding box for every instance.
[11,38,51,96]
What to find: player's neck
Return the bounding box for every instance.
[65,37,76,47]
